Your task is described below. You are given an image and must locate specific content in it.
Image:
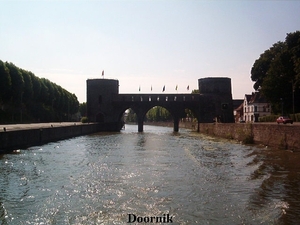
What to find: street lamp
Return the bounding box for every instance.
[292,79,299,121]
[280,98,283,116]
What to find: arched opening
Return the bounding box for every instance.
[123,108,138,124]
[118,108,139,131]
[145,106,173,123]
[142,106,173,131]
[120,106,175,132]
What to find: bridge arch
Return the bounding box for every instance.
[116,103,199,132]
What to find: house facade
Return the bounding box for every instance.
[243,92,271,122]
[233,99,243,123]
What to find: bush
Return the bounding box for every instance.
[243,134,254,144]
[259,115,280,122]
[81,117,89,123]
[259,113,300,122]
[289,113,300,122]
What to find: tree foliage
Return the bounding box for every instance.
[146,106,172,122]
[251,31,300,114]
[0,60,79,123]
[79,102,87,117]
[124,107,172,123]
[125,108,137,123]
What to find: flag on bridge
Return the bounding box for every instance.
[162,85,165,92]
[139,86,141,92]
[175,85,178,91]
[151,85,152,91]
[102,70,104,78]
[187,85,189,91]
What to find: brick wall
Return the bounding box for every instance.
[199,123,300,151]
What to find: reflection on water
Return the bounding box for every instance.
[0,125,300,224]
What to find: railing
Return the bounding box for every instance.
[112,94,200,102]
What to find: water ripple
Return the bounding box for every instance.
[1,125,300,224]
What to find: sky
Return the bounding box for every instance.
[1,0,300,103]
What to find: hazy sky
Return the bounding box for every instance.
[1,0,300,103]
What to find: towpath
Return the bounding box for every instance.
[0,122,82,132]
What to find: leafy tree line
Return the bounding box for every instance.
[0,60,79,123]
[251,31,300,115]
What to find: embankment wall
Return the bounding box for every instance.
[144,121,300,151]
[199,123,300,151]
[0,123,101,153]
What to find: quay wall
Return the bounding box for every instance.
[0,123,101,153]
[199,123,300,151]
[143,121,300,151]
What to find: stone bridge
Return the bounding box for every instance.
[87,78,234,132]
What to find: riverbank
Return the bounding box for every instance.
[0,122,101,153]
[143,121,300,151]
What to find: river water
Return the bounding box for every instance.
[1,125,300,225]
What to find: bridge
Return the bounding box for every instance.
[87,77,234,132]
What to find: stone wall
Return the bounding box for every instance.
[199,123,300,151]
[0,123,101,153]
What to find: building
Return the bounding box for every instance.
[243,92,271,122]
[233,99,244,123]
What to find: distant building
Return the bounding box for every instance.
[242,92,271,122]
[233,99,244,123]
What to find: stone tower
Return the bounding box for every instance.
[86,79,122,130]
[198,77,234,123]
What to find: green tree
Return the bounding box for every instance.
[5,62,25,121]
[31,74,41,101]
[250,31,300,114]
[6,62,25,104]
[20,69,33,102]
[0,60,80,123]
[0,60,11,104]
[146,106,172,122]
[251,41,285,91]
[79,102,87,117]
[286,31,300,77]
[125,108,137,122]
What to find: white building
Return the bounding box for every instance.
[243,92,271,122]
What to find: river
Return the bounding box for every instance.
[1,125,300,225]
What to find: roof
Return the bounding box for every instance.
[245,92,269,104]
[233,99,243,109]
